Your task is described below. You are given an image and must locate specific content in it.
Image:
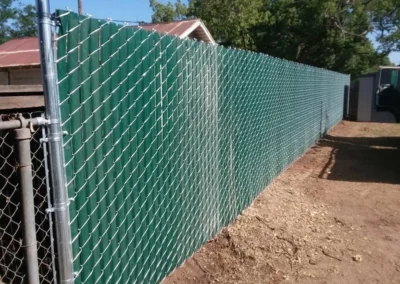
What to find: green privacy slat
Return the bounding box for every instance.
[92,18,103,283]
[76,14,91,282]
[56,11,349,284]
[63,11,85,279]
[96,19,112,282]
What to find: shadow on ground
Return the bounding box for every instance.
[318,135,400,184]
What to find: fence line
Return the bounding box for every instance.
[47,10,350,284]
[0,2,351,283]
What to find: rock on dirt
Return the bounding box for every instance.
[352,255,363,262]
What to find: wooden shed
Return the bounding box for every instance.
[0,37,44,110]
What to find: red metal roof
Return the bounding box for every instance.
[0,37,40,68]
[140,20,198,37]
[0,21,215,69]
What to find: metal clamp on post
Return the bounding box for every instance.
[47,118,60,125]
[40,131,68,143]
[46,195,75,214]
[41,120,67,143]
[46,201,68,213]
[35,117,51,126]
[46,131,64,142]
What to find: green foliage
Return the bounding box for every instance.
[370,0,400,54]
[149,0,188,22]
[150,0,394,78]
[189,0,267,49]
[10,3,37,38]
[0,0,15,44]
[0,0,37,44]
[250,0,388,78]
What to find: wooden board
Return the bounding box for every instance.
[0,85,43,93]
[0,72,8,85]
[9,69,42,85]
[0,95,45,110]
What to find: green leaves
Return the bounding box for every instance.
[10,4,37,38]
[250,0,385,78]
[0,0,37,44]
[370,0,400,54]
[149,0,188,23]
[190,0,266,49]
[150,0,394,78]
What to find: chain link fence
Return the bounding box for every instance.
[0,4,351,283]
[53,10,349,284]
[0,110,55,284]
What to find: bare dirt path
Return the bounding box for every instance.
[163,121,400,284]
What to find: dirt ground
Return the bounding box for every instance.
[163,121,400,284]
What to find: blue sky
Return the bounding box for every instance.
[22,0,161,22]
[23,0,400,64]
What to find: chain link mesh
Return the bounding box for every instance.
[55,10,350,283]
[0,111,55,284]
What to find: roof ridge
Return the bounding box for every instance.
[139,18,199,26]
[2,37,38,41]
[0,49,39,55]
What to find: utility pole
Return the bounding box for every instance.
[78,0,83,15]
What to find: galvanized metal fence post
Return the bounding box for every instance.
[15,127,40,284]
[36,0,74,283]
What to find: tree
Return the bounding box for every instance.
[189,0,267,49]
[11,3,37,38]
[0,0,37,44]
[149,0,188,23]
[370,0,400,54]
[0,0,15,44]
[250,0,386,78]
[149,0,393,78]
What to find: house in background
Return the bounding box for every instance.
[139,19,216,45]
[0,37,42,85]
[0,37,44,110]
